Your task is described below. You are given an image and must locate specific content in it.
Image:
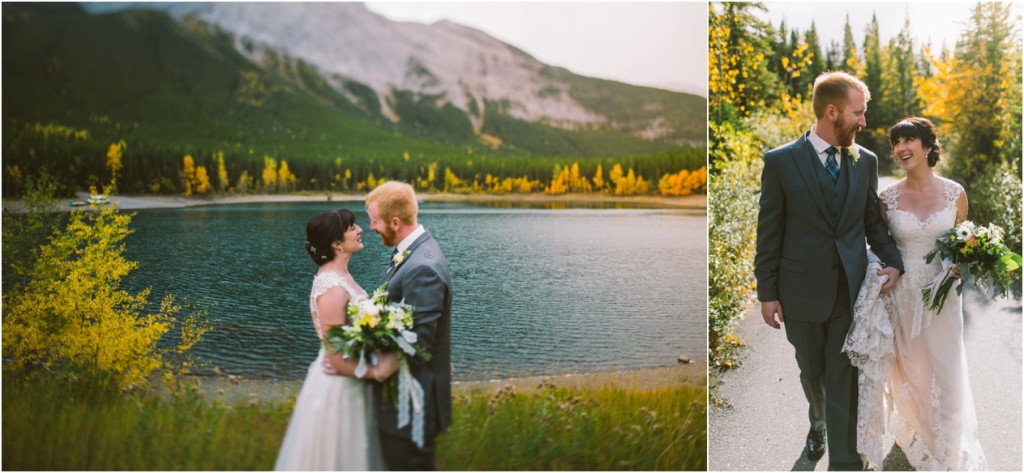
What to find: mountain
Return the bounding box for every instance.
[75,2,705,148]
[2,3,706,196]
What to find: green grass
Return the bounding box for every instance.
[2,375,292,470]
[3,373,706,470]
[438,382,707,470]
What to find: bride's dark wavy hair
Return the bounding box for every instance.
[305,209,356,266]
[888,117,942,167]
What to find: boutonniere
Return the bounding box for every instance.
[393,250,411,268]
[844,145,861,167]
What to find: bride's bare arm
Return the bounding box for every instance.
[316,287,388,380]
[955,189,968,223]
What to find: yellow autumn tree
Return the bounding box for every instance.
[215,152,229,193]
[278,160,297,192]
[546,165,569,194]
[568,163,592,192]
[2,189,209,389]
[443,168,462,192]
[658,167,708,196]
[262,156,278,192]
[609,164,624,190]
[592,164,605,192]
[106,140,126,187]
[181,155,196,196]
[194,166,211,194]
[424,162,439,190]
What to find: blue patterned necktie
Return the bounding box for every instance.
[385,248,399,274]
[824,146,839,183]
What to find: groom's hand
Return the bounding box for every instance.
[878,267,900,294]
[761,300,784,329]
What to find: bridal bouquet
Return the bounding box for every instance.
[323,283,431,447]
[922,220,1022,313]
[323,283,431,382]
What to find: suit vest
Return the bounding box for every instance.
[812,156,849,281]
[812,156,849,226]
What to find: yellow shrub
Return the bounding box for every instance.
[2,195,209,389]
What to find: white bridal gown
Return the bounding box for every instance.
[851,178,986,470]
[274,271,383,471]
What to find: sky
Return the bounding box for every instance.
[365,2,708,96]
[759,2,1023,53]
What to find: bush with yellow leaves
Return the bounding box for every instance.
[2,185,209,390]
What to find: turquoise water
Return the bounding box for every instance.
[123,201,706,381]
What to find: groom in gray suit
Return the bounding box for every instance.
[755,71,903,470]
[366,181,452,471]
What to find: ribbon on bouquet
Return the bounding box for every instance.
[354,351,369,379]
[396,361,426,448]
[917,257,955,336]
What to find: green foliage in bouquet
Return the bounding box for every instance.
[922,221,1023,313]
[323,283,430,405]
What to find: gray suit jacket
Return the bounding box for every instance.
[375,229,453,440]
[754,132,903,322]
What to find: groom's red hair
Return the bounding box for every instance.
[812,72,871,119]
[366,181,418,226]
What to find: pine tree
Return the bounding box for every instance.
[879,15,921,131]
[842,14,865,76]
[803,21,826,94]
[863,14,885,125]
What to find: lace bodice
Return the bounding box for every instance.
[880,178,963,265]
[310,271,368,338]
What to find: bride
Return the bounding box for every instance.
[847,117,986,470]
[275,209,396,471]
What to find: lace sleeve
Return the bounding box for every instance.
[943,178,965,206]
[879,184,898,210]
[310,272,346,313]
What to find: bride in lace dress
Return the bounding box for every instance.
[848,117,986,470]
[275,209,395,471]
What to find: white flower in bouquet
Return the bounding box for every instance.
[358,298,381,317]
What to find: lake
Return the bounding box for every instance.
[122,201,707,381]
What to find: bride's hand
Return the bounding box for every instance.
[372,351,400,381]
[950,267,961,279]
[321,356,340,375]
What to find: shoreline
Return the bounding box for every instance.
[3,191,705,212]
[194,362,707,404]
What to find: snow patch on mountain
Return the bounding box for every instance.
[182,2,605,128]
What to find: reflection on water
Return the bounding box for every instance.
[123,202,706,381]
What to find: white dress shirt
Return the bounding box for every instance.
[808,127,841,171]
[396,224,426,253]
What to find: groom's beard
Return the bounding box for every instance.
[834,116,860,147]
[377,228,397,248]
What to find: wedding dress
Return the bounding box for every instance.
[846,177,986,470]
[275,271,383,471]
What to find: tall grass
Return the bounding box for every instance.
[3,374,706,470]
[2,375,291,470]
[438,381,707,470]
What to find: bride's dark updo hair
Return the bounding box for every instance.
[888,117,942,167]
[305,209,356,266]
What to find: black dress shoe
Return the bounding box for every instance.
[806,428,826,461]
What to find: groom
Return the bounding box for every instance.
[366,181,452,471]
[754,71,903,470]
